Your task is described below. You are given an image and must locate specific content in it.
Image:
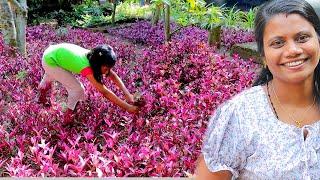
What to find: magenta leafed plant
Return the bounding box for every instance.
[0,25,258,177]
[108,20,254,49]
[222,28,255,49]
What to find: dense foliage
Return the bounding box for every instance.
[28,1,152,27]
[27,0,82,25]
[28,0,257,31]
[0,24,258,176]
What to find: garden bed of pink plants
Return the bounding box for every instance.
[107,20,255,50]
[0,23,258,177]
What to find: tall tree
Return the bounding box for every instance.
[0,0,27,55]
[11,0,27,55]
[0,0,17,47]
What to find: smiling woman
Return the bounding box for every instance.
[263,13,320,85]
[195,0,320,179]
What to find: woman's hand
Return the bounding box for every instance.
[127,104,139,114]
[126,94,135,104]
[134,95,146,107]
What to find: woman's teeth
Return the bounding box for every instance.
[284,60,305,67]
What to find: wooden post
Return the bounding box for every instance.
[164,3,170,42]
[111,0,117,26]
[208,25,221,49]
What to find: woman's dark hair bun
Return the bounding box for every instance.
[87,44,117,82]
[89,45,117,67]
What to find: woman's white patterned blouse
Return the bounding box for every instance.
[202,85,320,180]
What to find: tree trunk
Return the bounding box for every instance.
[111,0,117,26]
[0,0,18,47]
[11,0,27,56]
[164,3,170,42]
[152,4,161,25]
[208,25,221,49]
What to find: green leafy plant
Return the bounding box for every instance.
[238,8,257,30]
[154,0,255,30]
[116,2,152,21]
[71,1,113,27]
[15,70,27,80]
[72,1,151,27]
[200,5,224,30]
[73,1,113,18]
[172,0,207,27]
[223,5,241,28]
[75,14,109,27]
[200,5,224,48]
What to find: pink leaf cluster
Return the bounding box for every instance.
[0,24,259,177]
[108,21,255,49]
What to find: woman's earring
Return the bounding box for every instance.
[262,58,267,69]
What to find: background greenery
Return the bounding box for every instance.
[27,0,256,30]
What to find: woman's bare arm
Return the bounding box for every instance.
[86,74,137,113]
[195,155,232,180]
[108,69,134,103]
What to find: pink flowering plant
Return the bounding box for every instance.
[0,24,258,177]
[108,20,255,49]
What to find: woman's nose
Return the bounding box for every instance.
[285,41,303,58]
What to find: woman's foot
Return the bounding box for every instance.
[63,102,80,126]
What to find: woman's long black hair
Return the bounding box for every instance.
[87,45,116,83]
[252,0,320,104]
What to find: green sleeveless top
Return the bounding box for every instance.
[43,43,91,74]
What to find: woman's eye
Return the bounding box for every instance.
[270,40,284,48]
[296,34,310,43]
